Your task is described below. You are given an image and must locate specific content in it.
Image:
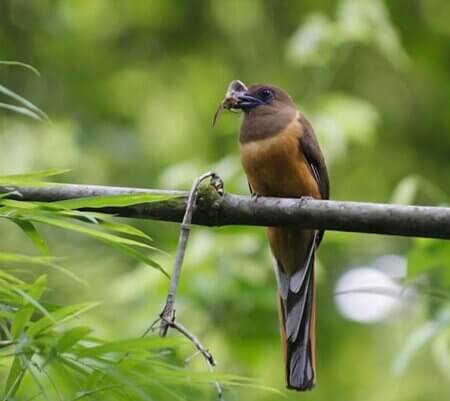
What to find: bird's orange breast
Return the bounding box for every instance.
[239,117,320,199]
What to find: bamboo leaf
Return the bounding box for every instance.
[2,356,25,400]
[70,385,121,401]
[11,275,48,338]
[0,252,83,284]
[0,60,40,76]
[13,286,52,321]
[0,169,71,184]
[14,219,50,256]
[0,102,42,120]
[56,326,92,353]
[53,193,176,209]
[392,309,450,374]
[75,337,181,357]
[99,220,152,241]
[0,83,48,120]
[27,302,99,338]
[27,214,158,251]
[0,199,43,209]
[0,269,24,284]
[105,240,167,276]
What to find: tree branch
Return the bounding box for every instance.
[1,182,449,239]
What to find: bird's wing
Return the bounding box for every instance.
[298,114,329,247]
[298,114,329,201]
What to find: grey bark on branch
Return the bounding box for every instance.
[0,181,449,239]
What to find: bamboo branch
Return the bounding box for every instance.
[1,182,449,239]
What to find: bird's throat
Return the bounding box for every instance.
[239,109,297,144]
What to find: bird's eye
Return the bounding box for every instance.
[260,89,274,99]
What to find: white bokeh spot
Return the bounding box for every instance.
[334,266,404,323]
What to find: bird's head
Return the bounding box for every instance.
[213,80,296,127]
[232,83,295,113]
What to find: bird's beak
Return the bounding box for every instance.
[233,93,265,110]
[212,80,260,127]
[223,81,263,110]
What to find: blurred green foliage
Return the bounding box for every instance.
[1,0,449,400]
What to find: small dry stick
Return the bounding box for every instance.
[162,315,215,366]
[161,315,223,399]
[157,171,224,400]
[159,171,221,336]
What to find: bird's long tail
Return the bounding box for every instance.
[276,240,316,391]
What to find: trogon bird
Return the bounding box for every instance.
[214,80,329,391]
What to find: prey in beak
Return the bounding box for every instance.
[213,80,264,127]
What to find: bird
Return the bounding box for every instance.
[214,80,329,391]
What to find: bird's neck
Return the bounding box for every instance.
[240,108,297,144]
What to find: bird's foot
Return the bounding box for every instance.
[300,195,315,205]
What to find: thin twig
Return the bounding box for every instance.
[161,315,223,399]
[161,316,215,366]
[156,171,224,400]
[159,171,220,336]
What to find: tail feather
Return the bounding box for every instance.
[288,272,315,390]
[277,239,316,391]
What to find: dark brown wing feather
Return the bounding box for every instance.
[299,114,329,200]
[299,114,329,246]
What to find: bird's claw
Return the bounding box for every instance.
[300,196,314,204]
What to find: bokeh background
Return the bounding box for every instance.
[1,0,450,400]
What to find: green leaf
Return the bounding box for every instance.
[14,219,50,256]
[75,337,181,357]
[391,175,449,204]
[11,275,48,338]
[20,214,167,275]
[105,240,167,276]
[2,356,25,400]
[27,214,158,251]
[57,326,93,353]
[0,102,43,120]
[0,60,40,76]
[390,176,419,204]
[0,199,43,209]
[0,269,24,284]
[57,354,93,376]
[53,193,176,209]
[0,252,83,284]
[22,355,50,401]
[13,286,52,321]
[71,385,121,401]
[0,169,71,185]
[393,309,450,374]
[99,220,153,241]
[0,83,48,120]
[27,302,99,338]
[408,239,450,287]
